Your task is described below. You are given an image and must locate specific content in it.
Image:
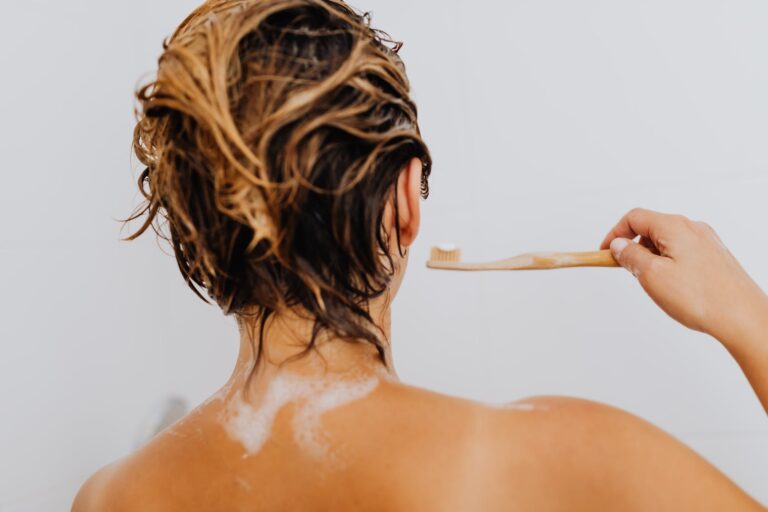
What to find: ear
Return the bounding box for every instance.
[382,157,422,250]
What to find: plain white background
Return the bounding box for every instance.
[1,0,767,509]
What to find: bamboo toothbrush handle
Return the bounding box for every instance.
[426,248,620,271]
[560,250,619,268]
[498,249,619,270]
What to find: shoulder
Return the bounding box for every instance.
[70,417,212,512]
[71,462,123,512]
[469,395,764,511]
[475,395,667,475]
[71,438,195,512]
[72,454,169,512]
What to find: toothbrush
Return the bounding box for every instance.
[426,244,619,271]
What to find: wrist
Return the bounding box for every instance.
[715,288,768,359]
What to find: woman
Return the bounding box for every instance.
[73,0,768,509]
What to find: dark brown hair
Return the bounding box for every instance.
[126,0,432,371]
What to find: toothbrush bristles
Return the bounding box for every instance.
[429,245,461,263]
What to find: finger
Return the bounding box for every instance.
[610,237,658,278]
[639,236,660,255]
[600,208,669,249]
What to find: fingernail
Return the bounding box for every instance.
[610,238,629,258]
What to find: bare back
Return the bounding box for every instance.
[73,373,763,512]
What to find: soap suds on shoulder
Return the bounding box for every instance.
[292,377,379,459]
[222,372,379,460]
[485,400,549,412]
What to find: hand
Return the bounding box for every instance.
[601,208,768,345]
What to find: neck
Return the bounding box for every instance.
[231,300,397,385]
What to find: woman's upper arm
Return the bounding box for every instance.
[486,396,766,511]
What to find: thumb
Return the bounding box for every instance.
[610,238,655,277]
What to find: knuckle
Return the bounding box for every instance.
[669,214,692,231]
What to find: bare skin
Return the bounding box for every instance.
[73,161,768,511]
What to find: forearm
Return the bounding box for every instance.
[718,291,768,415]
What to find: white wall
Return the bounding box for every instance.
[1,1,766,509]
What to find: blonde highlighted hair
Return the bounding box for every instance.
[126,0,431,369]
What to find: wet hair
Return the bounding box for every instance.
[125,0,432,373]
